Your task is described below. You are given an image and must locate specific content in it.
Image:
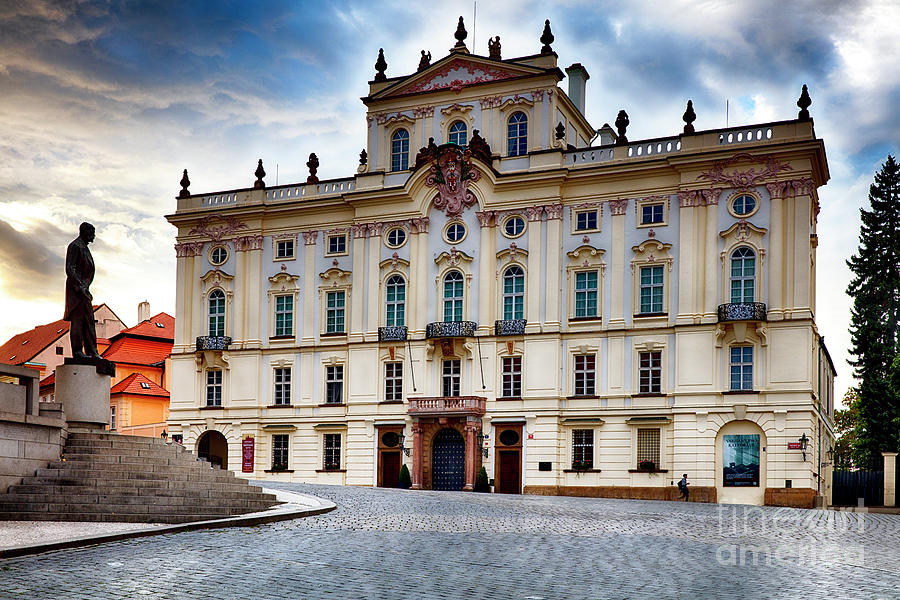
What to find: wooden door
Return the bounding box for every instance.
[497,450,521,494]
[381,451,401,488]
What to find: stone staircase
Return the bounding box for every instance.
[0,431,281,523]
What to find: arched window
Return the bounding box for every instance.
[391,129,409,171]
[208,289,225,337]
[449,121,467,147]
[730,247,756,303]
[507,112,528,156]
[385,275,406,327]
[443,271,464,322]
[502,266,525,320]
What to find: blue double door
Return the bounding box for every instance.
[432,428,465,491]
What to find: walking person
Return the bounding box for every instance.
[678,473,689,501]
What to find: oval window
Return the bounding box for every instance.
[503,216,526,238]
[385,227,407,248]
[381,431,400,447]
[445,222,466,243]
[210,246,228,265]
[499,430,520,446]
[732,194,757,216]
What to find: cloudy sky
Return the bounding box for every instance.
[1,0,898,401]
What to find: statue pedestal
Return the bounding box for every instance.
[56,364,112,429]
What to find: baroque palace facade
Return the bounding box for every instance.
[167,19,835,507]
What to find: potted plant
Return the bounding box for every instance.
[638,460,656,471]
[572,459,591,472]
[475,466,490,492]
[398,464,411,489]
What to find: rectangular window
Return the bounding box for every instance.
[575,210,598,232]
[326,234,347,255]
[55,346,63,355]
[639,266,664,314]
[385,362,403,402]
[639,351,662,394]
[637,428,661,467]
[276,239,294,259]
[274,367,291,405]
[206,370,222,406]
[324,433,341,470]
[574,355,596,396]
[574,271,599,318]
[325,365,344,404]
[572,429,594,469]
[272,434,289,471]
[109,406,116,430]
[442,359,461,397]
[641,203,664,225]
[501,356,522,398]
[730,346,754,391]
[274,295,293,337]
[326,291,346,333]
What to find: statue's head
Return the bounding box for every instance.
[79,222,96,243]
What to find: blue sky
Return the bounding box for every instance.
[1,0,898,401]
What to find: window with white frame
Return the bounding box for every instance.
[501,356,522,398]
[639,266,665,314]
[730,247,756,303]
[391,129,410,171]
[208,289,225,336]
[639,351,662,394]
[273,367,291,405]
[323,433,341,470]
[109,406,116,430]
[730,346,753,391]
[574,355,596,396]
[574,209,599,232]
[206,370,222,406]
[502,266,525,320]
[442,359,461,397]
[326,234,347,255]
[443,271,464,322]
[275,239,294,259]
[385,362,403,402]
[637,428,660,467]
[574,271,599,318]
[385,275,406,327]
[325,365,344,404]
[272,434,289,471]
[449,121,467,146]
[326,291,346,333]
[274,295,293,337]
[572,429,594,469]
[507,112,527,156]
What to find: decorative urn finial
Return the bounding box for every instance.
[797,84,811,121]
[374,48,387,82]
[178,169,190,198]
[488,36,501,59]
[359,149,368,166]
[615,110,630,145]
[418,50,432,71]
[306,153,320,184]
[682,100,696,134]
[540,19,555,54]
[555,122,566,140]
[254,159,266,189]
[452,16,468,51]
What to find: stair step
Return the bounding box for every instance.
[7,484,276,501]
[0,512,247,524]
[0,492,278,507]
[0,502,273,515]
[22,477,265,493]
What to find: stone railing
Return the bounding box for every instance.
[408,396,486,416]
[494,319,527,336]
[378,326,408,342]
[196,336,232,351]
[626,136,682,158]
[265,178,355,201]
[717,302,767,322]
[425,321,477,339]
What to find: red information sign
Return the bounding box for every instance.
[787,442,802,450]
[242,437,255,472]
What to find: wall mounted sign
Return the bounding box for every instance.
[723,434,760,487]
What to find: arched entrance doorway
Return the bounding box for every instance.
[432,428,465,490]
[197,430,228,470]
[715,420,767,505]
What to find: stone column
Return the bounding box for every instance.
[676,193,697,325]
[884,452,898,508]
[766,182,785,320]
[544,204,563,331]
[411,422,424,490]
[413,218,430,335]
[350,225,367,343]
[608,199,628,329]
[702,190,720,322]
[366,223,382,338]
[791,179,814,319]
[476,211,497,335]
[525,206,543,333]
[302,232,317,343]
[464,421,478,491]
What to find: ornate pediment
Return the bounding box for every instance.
[698,153,793,189]
[382,57,538,97]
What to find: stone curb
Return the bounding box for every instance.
[0,487,336,559]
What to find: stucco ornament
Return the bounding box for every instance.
[698,153,792,189]
[189,215,248,242]
[426,146,480,218]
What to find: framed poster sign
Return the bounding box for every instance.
[242,437,255,473]
[723,434,760,487]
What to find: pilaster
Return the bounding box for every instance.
[366,224,382,338]
[703,199,719,321]
[884,452,897,508]
[477,212,497,335]
[544,205,562,331]
[302,232,317,343]
[792,179,814,319]
[525,207,543,333]
[676,193,696,324]
[350,226,367,342]
[413,218,429,334]
[766,182,785,320]
[608,199,627,329]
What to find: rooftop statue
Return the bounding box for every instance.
[64,222,99,359]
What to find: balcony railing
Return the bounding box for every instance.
[425,321,477,339]
[408,396,486,416]
[378,326,408,342]
[717,302,767,322]
[494,319,527,336]
[196,336,232,351]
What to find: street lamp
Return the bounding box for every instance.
[397,432,410,457]
[798,432,809,461]
[476,430,489,458]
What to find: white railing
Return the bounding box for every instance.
[627,137,682,158]
[408,396,486,415]
[200,193,238,206]
[567,147,615,165]
[718,126,773,145]
[265,178,355,201]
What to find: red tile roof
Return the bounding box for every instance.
[0,305,107,365]
[118,313,174,340]
[102,336,172,366]
[110,373,169,397]
[40,373,55,391]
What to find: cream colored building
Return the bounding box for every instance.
[166,20,835,507]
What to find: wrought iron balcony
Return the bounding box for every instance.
[378,326,408,342]
[494,319,527,336]
[196,336,232,351]
[717,302,767,322]
[408,396,486,417]
[425,321,477,339]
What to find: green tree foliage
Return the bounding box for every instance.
[833,389,860,469]
[846,155,900,468]
[474,466,490,492]
[398,463,411,489]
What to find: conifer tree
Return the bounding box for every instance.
[846,155,900,468]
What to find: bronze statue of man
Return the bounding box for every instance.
[64,222,99,358]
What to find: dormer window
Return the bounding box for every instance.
[449,121,467,147]
[140,382,151,389]
[391,129,410,171]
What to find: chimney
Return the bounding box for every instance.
[597,123,616,146]
[565,63,590,116]
[138,301,150,323]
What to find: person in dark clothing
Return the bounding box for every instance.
[678,473,689,501]
[64,222,99,358]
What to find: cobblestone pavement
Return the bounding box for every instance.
[2,483,899,599]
